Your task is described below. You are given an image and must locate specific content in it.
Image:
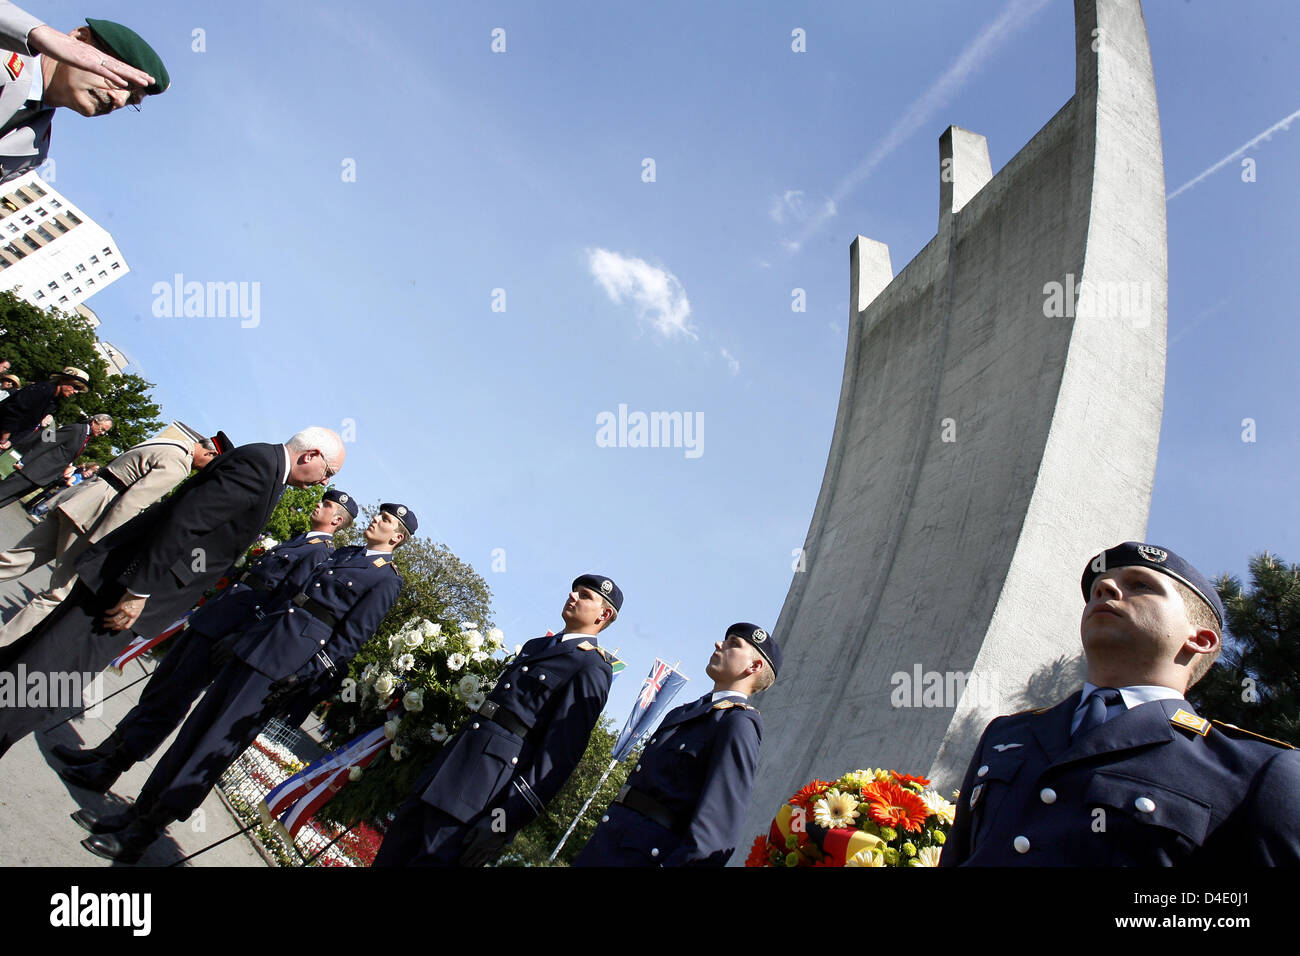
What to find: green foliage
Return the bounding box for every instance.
[499,717,636,867]
[0,290,163,459]
[1187,552,1300,746]
[262,485,327,543]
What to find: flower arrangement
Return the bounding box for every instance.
[315,617,512,826]
[745,768,956,867]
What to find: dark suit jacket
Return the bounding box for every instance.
[74,442,286,639]
[417,633,613,832]
[226,544,402,682]
[576,694,762,867]
[12,422,89,486]
[941,694,1300,866]
[0,379,57,442]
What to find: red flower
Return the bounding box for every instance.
[788,778,834,810]
[862,780,931,832]
[891,771,931,788]
[744,835,771,867]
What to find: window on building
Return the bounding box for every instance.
[72,286,81,295]
[29,183,46,197]
[22,235,39,250]
[51,219,67,234]
[110,262,120,270]
[35,226,53,242]
[33,289,43,300]
[75,264,86,273]
[6,243,25,259]
[49,199,60,208]
[102,247,111,256]
[65,212,82,225]
[58,295,67,304]
[5,224,15,234]
[89,254,98,264]
[33,207,45,216]
[1,197,18,213]
[19,215,32,225]
[62,272,71,281]
[47,280,57,290]
[97,270,106,279]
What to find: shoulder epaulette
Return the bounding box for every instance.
[1212,720,1296,749]
[1171,708,1211,737]
[712,700,758,713]
[576,640,612,661]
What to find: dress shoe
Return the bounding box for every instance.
[58,758,127,793]
[70,806,138,835]
[80,809,170,864]
[53,744,108,766]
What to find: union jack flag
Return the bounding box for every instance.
[613,658,687,762]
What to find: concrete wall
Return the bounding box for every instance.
[741,0,1167,848]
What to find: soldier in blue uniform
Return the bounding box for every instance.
[55,488,358,793]
[574,622,778,867]
[373,573,623,867]
[77,503,412,863]
[942,541,1300,866]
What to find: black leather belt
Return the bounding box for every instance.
[100,471,128,495]
[477,699,534,740]
[240,571,274,592]
[291,593,338,628]
[615,785,684,832]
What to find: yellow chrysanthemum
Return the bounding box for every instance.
[813,788,861,829]
[873,768,893,782]
[845,848,887,867]
[837,770,873,791]
[915,846,943,867]
[920,789,957,825]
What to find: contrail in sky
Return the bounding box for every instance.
[1166,108,1300,201]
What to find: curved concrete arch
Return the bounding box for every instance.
[742,0,1167,846]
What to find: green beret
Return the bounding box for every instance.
[84,18,169,94]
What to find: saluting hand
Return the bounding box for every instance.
[27,25,155,90]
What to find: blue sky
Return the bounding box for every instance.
[36,0,1300,724]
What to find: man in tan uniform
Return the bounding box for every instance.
[0,433,224,645]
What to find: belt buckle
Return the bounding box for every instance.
[292,593,309,608]
[615,784,631,802]
[479,700,499,720]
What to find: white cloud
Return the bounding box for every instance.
[771,190,837,225]
[587,248,695,339]
[721,348,740,375]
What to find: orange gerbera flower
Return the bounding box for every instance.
[891,771,931,788]
[788,779,834,810]
[744,835,770,867]
[862,780,931,832]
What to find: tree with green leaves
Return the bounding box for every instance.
[1186,552,1300,747]
[0,290,162,462]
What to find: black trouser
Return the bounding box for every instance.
[0,471,38,509]
[0,581,124,759]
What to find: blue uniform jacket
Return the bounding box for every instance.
[941,694,1300,866]
[579,694,762,866]
[418,633,613,832]
[186,531,333,640]
[226,545,402,683]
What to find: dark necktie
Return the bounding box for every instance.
[1073,687,1122,740]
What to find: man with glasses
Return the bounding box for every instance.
[0,3,167,183]
[0,427,345,760]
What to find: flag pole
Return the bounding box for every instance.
[548,757,620,863]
